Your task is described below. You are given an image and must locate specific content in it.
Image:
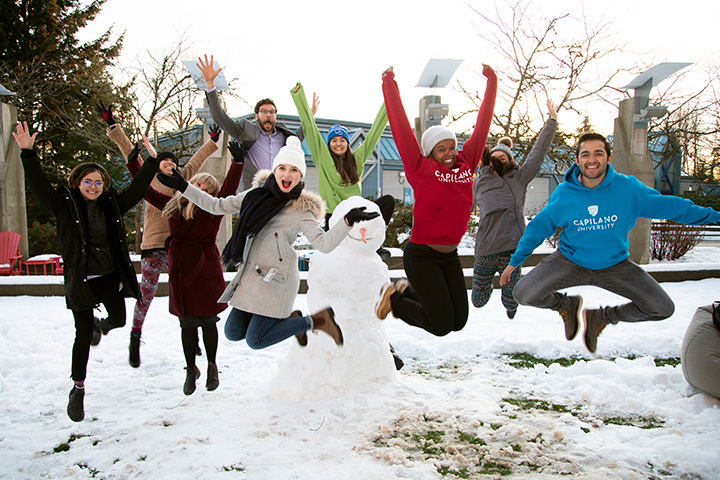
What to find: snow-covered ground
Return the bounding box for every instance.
[1,247,720,479]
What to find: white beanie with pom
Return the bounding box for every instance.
[272,136,307,177]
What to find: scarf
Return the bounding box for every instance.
[221,173,303,265]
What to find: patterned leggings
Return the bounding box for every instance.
[132,249,168,331]
[471,250,521,312]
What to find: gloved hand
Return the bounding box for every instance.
[128,142,141,164]
[95,100,116,126]
[344,206,380,226]
[209,124,221,143]
[228,141,245,163]
[157,167,188,192]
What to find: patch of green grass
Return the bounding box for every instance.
[478,459,512,476]
[457,430,486,446]
[511,444,522,452]
[77,463,99,477]
[489,423,503,431]
[654,357,681,367]
[221,463,245,472]
[53,433,90,453]
[138,455,147,461]
[504,353,582,369]
[602,415,664,429]
[437,466,471,478]
[503,397,571,414]
[412,429,445,456]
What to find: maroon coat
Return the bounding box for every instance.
[131,160,243,319]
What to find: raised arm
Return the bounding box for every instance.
[197,54,249,140]
[353,102,388,164]
[457,65,497,169]
[516,99,558,184]
[14,122,59,214]
[291,83,330,171]
[381,67,423,175]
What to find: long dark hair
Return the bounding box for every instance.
[330,147,359,185]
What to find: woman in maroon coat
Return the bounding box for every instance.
[129,136,243,395]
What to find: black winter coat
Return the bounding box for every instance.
[21,150,159,311]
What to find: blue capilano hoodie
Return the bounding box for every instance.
[509,164,720,270]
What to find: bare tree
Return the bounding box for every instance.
[648,64,720,187]
[454,0,633,172]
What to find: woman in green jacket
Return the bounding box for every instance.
[291,83,392,230]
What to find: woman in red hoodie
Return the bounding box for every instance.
[375,65,497,336]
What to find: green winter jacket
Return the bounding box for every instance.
[291,83,387,213]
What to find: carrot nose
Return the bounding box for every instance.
[360,227,367,244]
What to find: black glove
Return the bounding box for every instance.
[209,124,221,143]
[95,100,116,126]
[228,141,245,163]
[156,167,188,192]
[344,206,380,226]
[128,142,141,164]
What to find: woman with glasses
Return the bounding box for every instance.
[12,121,159,422]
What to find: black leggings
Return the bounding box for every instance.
[181,316,219,368]
[70,271,127,381]
[390,242,468,336]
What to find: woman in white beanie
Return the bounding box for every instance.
[471,99,557,319]
[375,65,497,337]
[158,136,379,352]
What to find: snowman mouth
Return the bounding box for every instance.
[348,227,369,244]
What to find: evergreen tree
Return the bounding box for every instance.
[0,0,131,224]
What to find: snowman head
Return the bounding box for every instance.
[329,196,387,254]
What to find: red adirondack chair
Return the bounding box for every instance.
[0,231,22,275]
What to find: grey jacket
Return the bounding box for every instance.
[472,118,557,257]
[183,170,350,318]
[206,89,304,190]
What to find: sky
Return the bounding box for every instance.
[77,0,720,137]
[1,231,720,478]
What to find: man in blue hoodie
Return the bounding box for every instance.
[499,133,720,353]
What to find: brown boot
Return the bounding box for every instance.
[311,307,343,346]
[289,310,307,347]
[375,283,395,320]
[582,309,607,353]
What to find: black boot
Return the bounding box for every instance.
[91,317,102,346]
[67,386,85,422]
[389,344,404,370]
[129,331,141,368]
[183,366,200,395]
[206,363,219,391]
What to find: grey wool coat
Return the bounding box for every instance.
[472,118,557,258]
[182,170,351,319]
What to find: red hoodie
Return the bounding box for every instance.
[382,66,497,245]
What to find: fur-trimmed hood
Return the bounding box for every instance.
[252,169,326,221]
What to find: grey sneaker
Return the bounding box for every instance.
[559,295,583,341]
[582,309,607,353]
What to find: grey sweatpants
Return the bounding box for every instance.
[513,251,675,325]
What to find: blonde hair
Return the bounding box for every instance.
[162,172,220,220]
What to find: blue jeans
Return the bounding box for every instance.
[513,251,675,324]
[224,308,311,350]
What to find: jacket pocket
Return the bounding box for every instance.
[253,264,288,284]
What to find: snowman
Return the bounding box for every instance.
[270,196,398,398]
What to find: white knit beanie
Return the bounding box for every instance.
[272,136,306,177]
[421,125,457,157]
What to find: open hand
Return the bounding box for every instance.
[142,133,157,158]
[11,121,38,150]
[311,92,320,116]
[95,100,116,126]
[157,167,188,192]
[344,206,381,226]
[196,54,222,89]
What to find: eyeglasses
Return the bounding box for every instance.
[81,179,104,188]
[258,109,276,116]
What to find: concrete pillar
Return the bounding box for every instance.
[0,102,28,258]
[612,98,654,264]
[199,124,232,260]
